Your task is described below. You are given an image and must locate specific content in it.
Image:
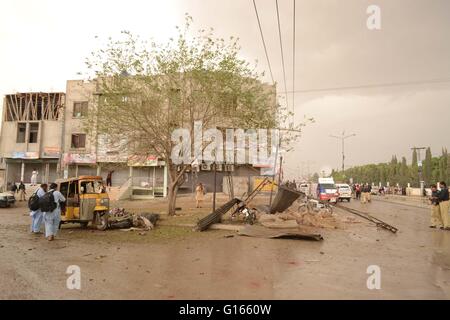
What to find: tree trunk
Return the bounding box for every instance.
[166,163,188,216]
[167,182,179,216]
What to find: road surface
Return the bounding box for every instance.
[0,197,449,299]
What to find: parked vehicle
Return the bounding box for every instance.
[299,183,309,194]
[370,185,379,195]
[313,177,338,203]
[0,193,10,208]
[56,176,110,230]
[0,192,15,208]
[336,183,352,202]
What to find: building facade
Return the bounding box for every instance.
[63,80,168,198]
[0,92,65,187]
[0,78,276,198]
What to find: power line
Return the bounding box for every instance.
[278,78,450,94]
[275,0,289,112]
[252,0,275,84]
[292,0,296,121]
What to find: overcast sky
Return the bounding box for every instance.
[1,0,449,177]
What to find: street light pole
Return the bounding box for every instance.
[411,146,426,191]
[330,131,356,172]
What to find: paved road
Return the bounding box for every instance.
[0,199,449,299]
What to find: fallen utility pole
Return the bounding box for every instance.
[335,204,398,233]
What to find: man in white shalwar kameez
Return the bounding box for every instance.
[43,183,66,241]
[30,184,47,234]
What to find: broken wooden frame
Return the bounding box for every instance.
[4,92,65,121]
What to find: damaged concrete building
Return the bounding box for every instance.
[0,92,65,187]
[0,78,277,199]
[63,80,168,199]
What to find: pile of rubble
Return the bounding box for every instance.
[253,200,342,230]
[256,210,339,229]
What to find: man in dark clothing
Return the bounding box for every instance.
[18,181,26,201]
[106,171,114,188]
[437,182,449,230]
[10,182,18,200]
[429,184,442,228]
[367,184,372,202]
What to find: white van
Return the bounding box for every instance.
[299,183,309,194]
[336,183,352,202]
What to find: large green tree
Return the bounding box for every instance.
[439,148,448,182]
[337,147,450,187]
[83,16,301,215]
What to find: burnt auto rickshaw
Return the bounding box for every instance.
[56,176,109,230]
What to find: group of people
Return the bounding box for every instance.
[29,183,66,241]
[9,169,40,201]
[353,183,372,204]
[283,180,298,190]
[10,181,27,201]
[429,181,450,230]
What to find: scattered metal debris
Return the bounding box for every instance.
[239,225,323,241]
[195,198,241,231]
[270,186,304,214]
[106,208,159,231]
[335,204,398,233]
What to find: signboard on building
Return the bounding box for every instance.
[42,147,61,158]
[253,177,277,192]
[97,151,128,163]
[11,152,39,159]
[96,134,128,163]
[63,153,96,164]
[127,155,158,167]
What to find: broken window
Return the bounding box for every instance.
[16,123,26,143]
[73,101,88,118]
[71,134,86,149]
[29,123,39,143]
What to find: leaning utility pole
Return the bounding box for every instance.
[330,131,356,172]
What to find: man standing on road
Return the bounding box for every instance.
[106,170,114,189]
[10,182,18,200]
[437,181,449,230]
[30,184,47,234]
[355,184,361,200]
[30,169,38,186]
[429,184,442,229]
[361,184,369,204]
[43,183,66,241]
[18,181,26,201]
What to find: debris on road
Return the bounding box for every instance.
[335,203,398,233]
[106,208,160,231]
[256,207,340,229]
[239,225,323,241]
[195,198,241,231]
[269,186,304,214]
